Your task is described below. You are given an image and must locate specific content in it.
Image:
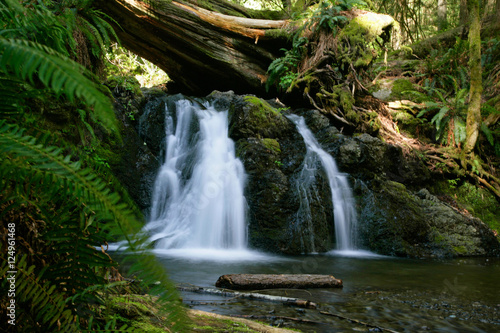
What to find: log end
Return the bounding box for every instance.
[215,274,234,289]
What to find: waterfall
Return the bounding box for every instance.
[145,99,248,252]
[288,114,358,251]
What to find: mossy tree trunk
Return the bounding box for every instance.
[464,0,482,155]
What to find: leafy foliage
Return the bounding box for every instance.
[423,37,469,92]
[0,0,187,331]
[266,36,308,91]
[308,0,366,32]
[416,81,467,147]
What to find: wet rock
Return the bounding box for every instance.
[355,178,500,257]
[228,96,334,254]
[110,89,499,257]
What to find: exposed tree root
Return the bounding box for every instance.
[361,97,500,201]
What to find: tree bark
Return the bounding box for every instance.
[437,0,448,31]
[460,0,469,26]
[215,274,343,290]
[95,0,394,96]
[95,0,290,95]
[464,0,482,155]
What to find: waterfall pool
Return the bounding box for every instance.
[153,252,500,332]
[135,98,499,332]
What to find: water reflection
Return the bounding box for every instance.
[155,253,499,332]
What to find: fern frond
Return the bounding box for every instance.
[0,256,76,331]
[0,38,119,134]
[481,122,495,146]
[0,121,142,238]
[125,251,189,332]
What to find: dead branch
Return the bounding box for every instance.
[178,285,318,309]
[320,310,400,333]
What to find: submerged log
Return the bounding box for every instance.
[178,285,318,308]
[215,274,343,290]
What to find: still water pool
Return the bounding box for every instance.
[152,249,499,332]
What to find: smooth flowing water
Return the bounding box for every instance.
[288,114,358,252]
[144,99,248,254]
[138,101,499,332]
[154,253,500,333]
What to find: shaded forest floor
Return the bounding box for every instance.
[357,51,500,233]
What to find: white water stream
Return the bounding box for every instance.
[144,100,248,256]
[288,115,358,252]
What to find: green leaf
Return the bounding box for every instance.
[0,38,119,136]
[431,106,450,130]
[481,122,495,146]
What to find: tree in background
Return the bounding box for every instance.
[463,0,482,156]
[437,0,448,31]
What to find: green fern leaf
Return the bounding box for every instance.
[0,256,76,331]
[0,38,119,135]
[431,106,450,130]
[481,122,495,146]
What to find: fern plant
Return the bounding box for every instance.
[416,82,468,147]
[0,0,188,331]
[266,36,308,92]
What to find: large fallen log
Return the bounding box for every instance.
[215,274,343,290]
[96,0,396,96]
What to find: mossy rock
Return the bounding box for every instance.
[105,75,143,98]
[229,95,293,140]
[372,78,424,102]
[390,78,417,100]
[432,180,500,233]
[261,138,281,154]
[104,294,175,332]
[356,180,500,258]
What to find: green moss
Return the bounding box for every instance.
[243,96,279,117]
[359,111,382,135]
[261,138,281,154]
[453,245,468,255]
[346,109,360,123]
[430,227,447,244]
[390,78,416,100]
[236,96,288,139]
[455,182,500,231]
[189,315,261,332]
[110,295,155,318]
[106,75,143,97]
[264,28,290,39]
[432,180,500,233]
[132,322,168,333]
[340,88,354,112]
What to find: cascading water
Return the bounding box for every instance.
[288,114,358,252]
[144,99,248,253]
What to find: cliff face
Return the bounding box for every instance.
[110,88,499,258]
